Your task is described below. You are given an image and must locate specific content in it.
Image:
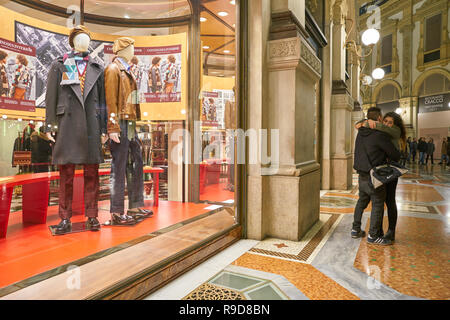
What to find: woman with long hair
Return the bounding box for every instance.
[381,111,406,242]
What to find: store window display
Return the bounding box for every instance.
[105,37,153,225]
[44,25,107,234]
[0,0,240,296]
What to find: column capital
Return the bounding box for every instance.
[268,36,321,80]
[332,0,348,26]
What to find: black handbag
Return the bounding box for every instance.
[363,141,408,189]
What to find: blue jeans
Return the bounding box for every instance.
[109,121,144,214]
[419,152,426,164]
[353,174,386,238]
[441,154,449,164]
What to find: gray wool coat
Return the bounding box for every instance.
[45,57,107,165]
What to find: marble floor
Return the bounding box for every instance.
[146,163,450,300]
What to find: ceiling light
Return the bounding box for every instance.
[124,14,130,19]
[372,68,385,80]
[203,45,210,49]
[230,0,236,4]
[361,28,380,46]
[18,118,22,122]
[200,17,207,22]
[395,108,402,115]
[218,11,228,17]
[362,75,373,85]
[2,115,7,119]
[143,112,148,117]
[181,109,186,115]
[224,50,230,53]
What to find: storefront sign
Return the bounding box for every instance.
[0,37,36,112]
[419,94,450,113]
[104,44,182,103]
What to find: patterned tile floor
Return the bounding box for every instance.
[147,163,450,300]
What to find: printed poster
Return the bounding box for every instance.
[104,44,182,103]
[0,37,36,112]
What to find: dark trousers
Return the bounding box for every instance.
[426,154,434,164]
[59,164,99,219]
[385,178,398,232]
[109,135,144,214]
[353,173,386,238]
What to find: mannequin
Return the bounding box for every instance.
[105,37,153,225]
[45,25,107,234]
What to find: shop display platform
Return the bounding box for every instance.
[0,199,219,290]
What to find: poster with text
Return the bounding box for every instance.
[0,37,36,112]
[201,90,234,129]
[104,44,182,103]
[15,21,108,108]
[201,91,219,128]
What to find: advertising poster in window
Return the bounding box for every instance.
[104,44,182,103]
[0,37,36,112]
[201,91,220,128]
[14,21,108,108]
[201,89,234,129]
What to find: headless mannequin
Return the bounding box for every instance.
[47,29,106,234]
[107,43,152,222]
[109,44,134,144]
[48,34,108,144]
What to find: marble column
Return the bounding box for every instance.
[264,35,322,241]
[246,0,271,240]
[329,0,353,190]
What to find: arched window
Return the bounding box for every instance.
[419,73,450,97]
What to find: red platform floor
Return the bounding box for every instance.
[0,199,214,289]
[200,182,235,203]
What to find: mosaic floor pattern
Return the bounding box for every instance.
[149,163,450,300]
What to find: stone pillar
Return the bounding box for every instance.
[329,0,353,190]
[398,97,418,137]
[246,0,271,240]
[265,35,321,241]
[320,0,334,190]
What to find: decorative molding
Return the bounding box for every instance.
[269,38,299,60]
[332,0,348,26]
[332,80,349,95]
[270,11,309,41]
[268,37,322,77]
[300,39,322,75]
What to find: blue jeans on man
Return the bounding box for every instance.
[419,152,426,164]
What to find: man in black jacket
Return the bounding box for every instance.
[352,107,401,246]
